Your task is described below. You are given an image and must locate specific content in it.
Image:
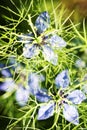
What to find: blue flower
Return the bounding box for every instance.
[19,11,67,65]
[37,70,86,125]
[0,63,29,106]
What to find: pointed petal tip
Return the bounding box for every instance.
[63,103,79,125]
[55,70,70,89]
[23,44,39,58]
[49,34,67,48]
[42,45,58,65]
[38,102,54,120]
[67,90,86,104]
[35,11,50,34]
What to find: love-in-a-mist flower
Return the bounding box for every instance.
[0,63,30,106]
[19,11,67,65]
[37,70,86,125]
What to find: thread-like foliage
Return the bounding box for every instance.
[0,0,87,130]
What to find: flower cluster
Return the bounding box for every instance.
[0,11,87,128]
[0,62,86,125]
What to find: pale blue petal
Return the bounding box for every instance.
[28,73,41,95]
[0,79,15,92]
[67,90,86,104]
[63,103,79,125]
[23,44,39,58]
[75,59,86,68]
[35,11,50,34]
[48,34,66,48]
[0,64,12,77]
[55,70,70,89]
[42,45,58,65]
[38,102,54,120]
[1,69,12,77]
[18,33,34,44]
[15,86,29,106]
[36,90,51,102]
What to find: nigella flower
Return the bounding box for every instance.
[0,63,29,106]
[37,70,86,125]
[19,11,67,65]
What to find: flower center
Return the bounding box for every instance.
[33,35,46,46]
[36,36,43,44]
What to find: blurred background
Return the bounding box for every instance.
[62,0,87,22]
[0,0,87,24]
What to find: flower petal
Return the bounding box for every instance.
[35,11,50,34]
[42,45,58,65]
[48,34,66,48]
[18,33,34,44]
[1,69,12,77]
[28,73,41,95]
[67,90,86,104]
[23,44,39,58]
[63,103,79,125]
[0,79,15,92]
[55,70,70,89]
[15,86,29,106]
[75,59,86,68]
[0,64,12,77]
[36,90,51,102]
[38,102,54,120]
